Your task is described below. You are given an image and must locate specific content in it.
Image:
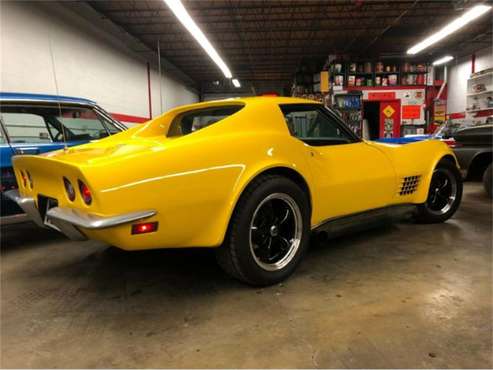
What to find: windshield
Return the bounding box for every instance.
[0,104,122,143]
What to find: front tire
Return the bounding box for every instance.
[415,160,463,223]
[482,163,492,198]
[216,175,311,286]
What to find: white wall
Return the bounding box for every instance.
[0,1,198,122]
[447,46,492,114]
[149,69,198,116]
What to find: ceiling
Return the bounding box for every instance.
[87,0,492,94]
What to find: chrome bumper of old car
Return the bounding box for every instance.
[4,190,45,227]
[0,213,31,226]
[4,189,156,241]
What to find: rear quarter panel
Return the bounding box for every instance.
[84,131,312,250]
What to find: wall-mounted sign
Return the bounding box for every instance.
[368,92,396,100]
[434,99,446,124]
[402,105,421,119]
[320,71,330,93]
[383,105,396,118]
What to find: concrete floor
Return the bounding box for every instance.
[1,183,491,368]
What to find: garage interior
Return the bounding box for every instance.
[1,0,492,368]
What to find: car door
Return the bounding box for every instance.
[280,104,396,223]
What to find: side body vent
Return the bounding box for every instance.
[399,175,421,196]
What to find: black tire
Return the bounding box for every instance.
[482,163,492,198]
[216,174,311,286]
[415,160,463,224]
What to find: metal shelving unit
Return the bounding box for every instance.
[466,68,493,124]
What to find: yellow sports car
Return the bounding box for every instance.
[8,97,462,285]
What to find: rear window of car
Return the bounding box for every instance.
[0,112,51,143]
[167,105,244,137]
[0,104,122,143]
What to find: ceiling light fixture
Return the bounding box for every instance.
[232,79,241,88]
[407,4,491,55]
[432,55,454,65]
[164,0,233,78]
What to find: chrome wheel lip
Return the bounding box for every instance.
[249,193,303,272]
[426,167,458,215]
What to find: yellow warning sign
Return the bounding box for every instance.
[383,105,395,118]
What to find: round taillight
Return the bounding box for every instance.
[63,177,75,201]
[78,180,92,205]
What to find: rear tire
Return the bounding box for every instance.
[216,175,311,286]
[482,163,492,198]
[415,160,462,224]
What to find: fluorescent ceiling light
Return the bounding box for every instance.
[433,55,454,65]
[407,5,492,55]
[164,0,232,78]
[232,79,241,88]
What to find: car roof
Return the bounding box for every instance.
[0,92,96,105]
[219,96,320,105]
[166,96,321,114]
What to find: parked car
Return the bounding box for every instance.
[0,92,126,224]
[452,124,493,198]
[376,119,473,145]
[7,97,462,285]
[376,133,433,144]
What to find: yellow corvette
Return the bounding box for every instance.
[8,97,462,285]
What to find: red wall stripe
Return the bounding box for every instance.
[448,112,466,119]
[110,112,149,123]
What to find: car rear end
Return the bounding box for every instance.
[8,154,92,235]
[0,93,127,225]
[7,150,158,246]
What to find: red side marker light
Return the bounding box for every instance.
[20,171,27,188]
[131,222,158,235]
[26,171,33,188]
[78,180,92,205]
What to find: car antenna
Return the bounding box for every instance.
[48,37,68,152]
[157,38,163,114]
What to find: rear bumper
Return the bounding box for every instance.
[4,190,44,227]
[0,213,31,226]
[4,189,156,241]
[1,190,25,217]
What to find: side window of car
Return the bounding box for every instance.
[57,109,110,140]
[0,112,51,143]
[280,104,355,146]
[0,127,6,144]
[168,105,244,137]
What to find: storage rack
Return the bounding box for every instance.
[333,92,363,136]
[329,61,428,89]
[466,69,493,124]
